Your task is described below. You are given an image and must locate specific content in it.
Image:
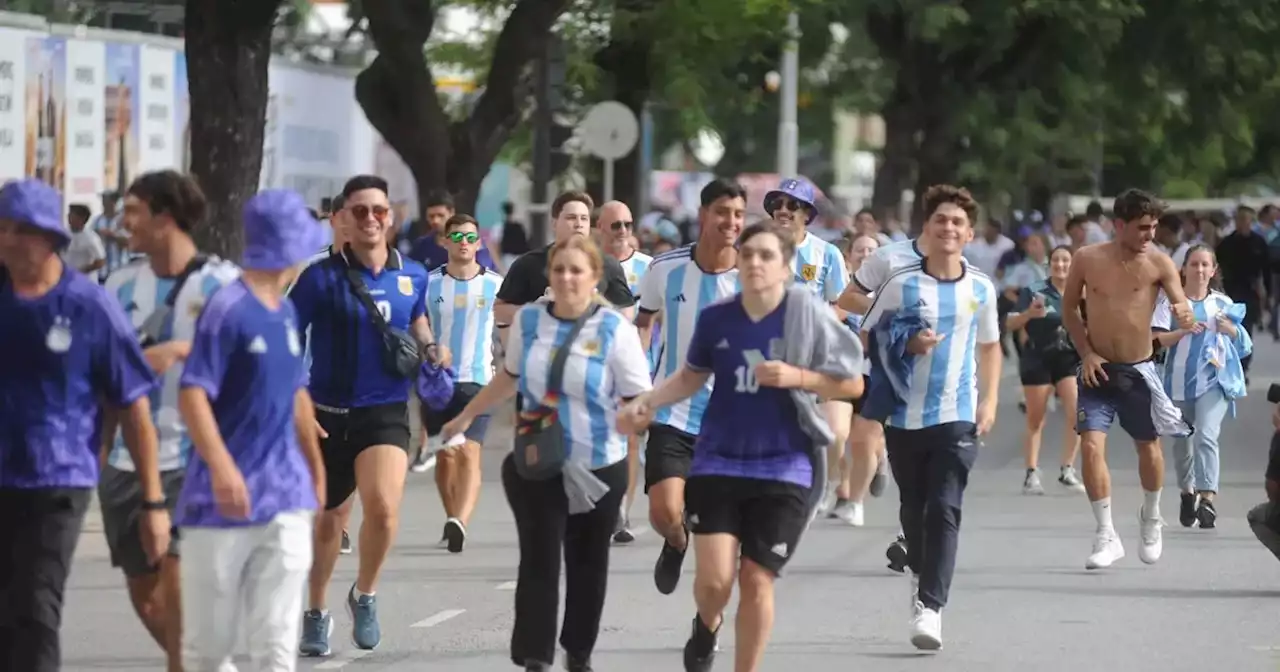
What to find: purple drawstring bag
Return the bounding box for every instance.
[416,361,456,411]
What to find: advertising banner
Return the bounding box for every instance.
[0,28,28,183]
[64,38,105,210]
[139,45,175,173]
[103,42,139,195]
[25,35,64,192]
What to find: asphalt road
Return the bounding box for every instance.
[62,341,1280,671]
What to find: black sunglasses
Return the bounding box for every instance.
[610,220,633,231]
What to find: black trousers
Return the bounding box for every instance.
[0,487,92,672]
[885,422,978,611]
[502,454,627,667]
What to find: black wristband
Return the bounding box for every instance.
[140,499,167,511]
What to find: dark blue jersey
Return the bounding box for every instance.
[290,247,430,408]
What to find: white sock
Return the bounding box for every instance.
[1142,489,1162,520]
[1091,497,1115,534]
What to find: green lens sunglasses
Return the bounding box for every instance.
[447,231,480,244]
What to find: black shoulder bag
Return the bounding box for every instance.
[513,304,598,480]
[138,254,209,347]
[343,266,422,379]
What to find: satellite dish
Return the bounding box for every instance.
[691,128,725,167]
[577,101,639,161]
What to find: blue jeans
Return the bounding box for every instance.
[1172,388,1229,493]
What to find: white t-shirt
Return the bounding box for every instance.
[963,235,1014,277]
[63,229,106,274]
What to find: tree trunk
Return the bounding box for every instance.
[911,108,964,232]
[358,0,571,219]
[871,89,916,219]
[183,0,281,261]
[594,0,657,208]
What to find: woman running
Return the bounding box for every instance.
[1152,245,1251,529]
[619,220,862,672]
[828,233,881,525]
[1005,244,1085,494]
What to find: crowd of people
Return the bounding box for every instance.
[0,168,1270,672]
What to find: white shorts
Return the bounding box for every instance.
[181,510,315,672]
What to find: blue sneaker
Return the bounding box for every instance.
[347,584,381,650]
[299,609,332,657]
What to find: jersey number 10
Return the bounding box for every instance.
[374,300,392,321]
[733,349,767,394]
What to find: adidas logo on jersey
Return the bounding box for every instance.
[673,293,687,303]
[248,336,268,354]
[715,338,730,349]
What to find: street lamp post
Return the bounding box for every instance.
[777,11,799,177]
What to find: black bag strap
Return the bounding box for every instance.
[342,263,396,336]
[545,303,598,403]
[163,254,210,307]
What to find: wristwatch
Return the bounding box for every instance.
[140,499,167,511]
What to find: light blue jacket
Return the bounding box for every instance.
[863,310,931,423]
[1205,302,1251,414]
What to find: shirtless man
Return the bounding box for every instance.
[1061,188,1195,571]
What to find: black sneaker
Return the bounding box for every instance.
[565,652,593,672]
[340,529,352,554]
[654,539,687,595]
[443,518,466,553]
[886,535,908,573]
[682,615,718,672]
[1179,492,1197,528]
[869,472,887,498]
[1196,499,1217,529]
[613,513,636,544]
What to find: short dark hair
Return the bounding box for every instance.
[1157,213,1182,234]
[699,178,747,208]
[1086,201,1104,218]
[1066,214,1088,229]
[67,203,91,221]
[126,170,207,232]
[1237,204,1256,217]
[444,213,478,232]
[330,193,346,212]
[921,184,978,224]
[739,220,796,263]
[341,174,389,199]
[551,190,593,218]
[1112,188,1165,223]
[425,191,454,211]
[855,207,875,219]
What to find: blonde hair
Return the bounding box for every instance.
[546,236,613,307]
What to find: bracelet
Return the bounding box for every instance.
[140,499,167,511]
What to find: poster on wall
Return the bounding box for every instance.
[0,28,28,183]
[139,45,175,173]
[103,42,139,196]
[24,36,64,194]
[64,38,105,211]
[173,50,189,172]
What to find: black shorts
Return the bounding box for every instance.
[848,375,872,415]
[643,423,696,492]
[684,475,811,576]
[421,382,491,444]
[1019,350,1080,387]
[316,401,411,510]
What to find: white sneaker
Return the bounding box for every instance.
[834,501,865,526]
[909,601,943,650]
[908,572,920,613]
[818,482,839,515]
[1085,531,1124,570]
[1058,466,1086,492]
[1022,469,1045,496]
[1138,507,1164,564]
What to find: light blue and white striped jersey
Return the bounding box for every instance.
[104,257,242,471]
[506,303,652,468]
[792,232,848,302]
[637,245,741,435]
[427,266,503,384]
[1152,291,1235,401]
[863,264,999,429]
[619,250,653,297]
[853,238,970,294]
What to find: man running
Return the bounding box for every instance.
[415,214,503,552]
[597,200,653,544]
[764,178,851,516]
[293,175,444,654]
[636,178,746,595]
[1062,188,1195,570]
[101,171,240,671]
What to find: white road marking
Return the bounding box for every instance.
[495,580,517,590]
[315,650,373,669]
[411,608,466,628]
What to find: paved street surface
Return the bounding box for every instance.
[63,342,1280,671]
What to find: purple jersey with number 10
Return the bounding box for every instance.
[177,280,318,528]
[684,294,812,487]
